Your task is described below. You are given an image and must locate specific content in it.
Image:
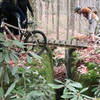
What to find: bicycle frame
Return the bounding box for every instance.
[0,19,47,55]
[0,20,33,41]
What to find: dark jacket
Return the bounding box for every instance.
[18,0,33,16]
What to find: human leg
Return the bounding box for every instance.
[88,19,97,41]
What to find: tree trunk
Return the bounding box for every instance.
[56,0,60,40]
[39,0,43,22]
[45,1,49,35]
[51,0,55,32]
[66,0,70,40]
[70,0,75,36]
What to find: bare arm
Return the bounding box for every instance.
[88,13,92,20]
[88,13,92,24]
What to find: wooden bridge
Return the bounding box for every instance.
[38,39,87,48]
[38,39,88,79]
[46,39,87,48]
[45,39,88,79]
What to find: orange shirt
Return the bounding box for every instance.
[81,7,97,19]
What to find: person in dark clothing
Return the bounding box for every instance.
[18,0,33,17]
[0,0,33,36]
[18,0,34,28]
[0,0,26,36]
[0,0,26,23]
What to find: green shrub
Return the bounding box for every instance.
[71,51,100,97]
[0,33,55,100]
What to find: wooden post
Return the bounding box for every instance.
[65,48,75,79]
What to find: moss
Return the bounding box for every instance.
[26,46,56,100]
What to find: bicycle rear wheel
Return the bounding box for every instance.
[24,30,47,55]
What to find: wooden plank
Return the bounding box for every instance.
[27,39,87,48]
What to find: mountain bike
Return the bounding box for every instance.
[0,17,47,55]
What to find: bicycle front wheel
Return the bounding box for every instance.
[24,30,47,55]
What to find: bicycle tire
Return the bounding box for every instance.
[24,30,47,55]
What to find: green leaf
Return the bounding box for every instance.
[70,82,82,88]
[11,98,26,100]
[0,57,3,62]
[63,88,68,95]
[55,79,64,84]
[13,40,24,48]
[61,94,73,99]
[27,91,44,99]
[12,88,24,97]
[4,70,9,84]
[28,91,44,97]
[79,96,84,100]
[29,52,42,60]
[5,81,17,97]
[0,67,3,79]
[80,87,88,93]
[0,33,6,39]
[71,96,77,100]
[10,54,17,62]
[67,85,77,93]
[28,46,33,51]
[0,53,3,62]
[92,87,97,92]
[3,41,10,47]
[97,92,100,97]
[11,66,18,76]
[0,87,4,97]
[48,83,64,89]
[82,94,93,99]
[65,79,71,85]
[61,94,68,99]
[4,53,10,63]
[27,55,32,63]
[22,66,31,73]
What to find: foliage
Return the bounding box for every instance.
[24,46,56,100]
[11,67,53,100]
[0,33,54,100]
[48,79,93,100]
[71,51,100,96]
[92,80,100,97]
[53,47,65,67]
[0,66,53,100]
[71,35,100,97]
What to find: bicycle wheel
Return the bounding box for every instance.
[24,30,47,55]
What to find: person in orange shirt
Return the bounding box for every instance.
[74,6,99,41]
